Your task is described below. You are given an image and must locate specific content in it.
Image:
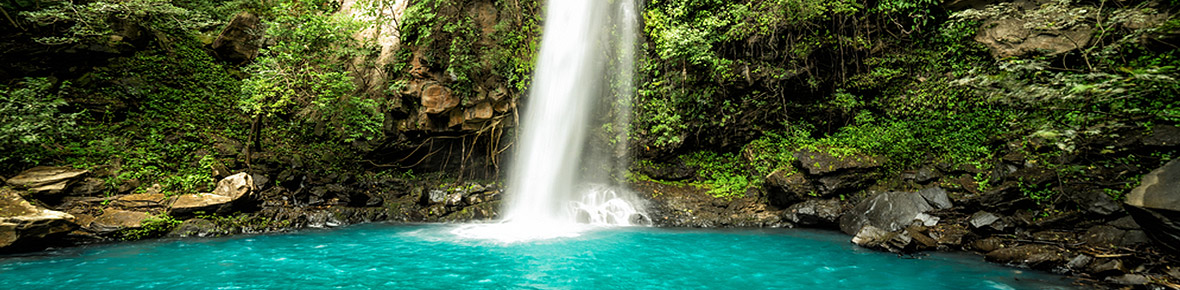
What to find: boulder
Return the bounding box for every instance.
[7,166,89,196]
[1089,259,1128,278]
[464,102,494,122]
[0,188,76,251]
[851,225,911,253]
[974,3,1095,59]
[110,193,170,210]
[1105,274,1150,286]
[421,189,447,205]
[1123,159,1180,254]
[968,211,1001,230]
[170,173,256,216]
[783,199,842,227]
[1070,189,1121,216]
[839,189,948,235]
[765,170,812,207]
[917,187,952,209]
[1064,255,1093,273]
[211,11,262,62]
[793,148,882,196]
[970,237,1007,252]
[985,244,1068,270]
[167,218,220,238]
[929,223,969,247]
[794,148,883,176]
[90,209,149,233]
[421,83,458,114]
[1143,125,1180,147]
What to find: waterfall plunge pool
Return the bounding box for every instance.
[0,223,1080,289]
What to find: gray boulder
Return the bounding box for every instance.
[783,199,842,227]
[839,188,950,235]
[793,148,883,196]
[211,12,262,62]
[1123,159,1180,254]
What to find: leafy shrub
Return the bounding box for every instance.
[0,78,79,169]
[680,151,759,198]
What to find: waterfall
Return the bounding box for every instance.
[454,0,647,242]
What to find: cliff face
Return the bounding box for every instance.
[0,0,541,251]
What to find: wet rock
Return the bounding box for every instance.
[1089,259,1128,277]
[969,211,1002,230]
[1071,189,1121,216]
[929,223,969,247]
[1080,223,1123,246]
[167,219,220,238]
[917,187,952,209]
[170,173,256,216]
[1105,274,1150,286]
[839,191,939,235]
[985,244,1068,270]
[211,12,262,63]
[422,189,446,205]
[251,173,270,191]
[1123,159,1180,254]
[793,148,882,196]
[1143,124,1180,147]
[445,192,464,207]
[1109,216,1141,230]
[1120,230,1150,247]
[0,188,76,251]
[783,199,841,227]
[905,225,938,251]
[7,166,89,197]
[765,170,812,207]
[970,237,1007,252]
[89,209,148,233]
[1065,255,1093,272]
[851,225,911,253]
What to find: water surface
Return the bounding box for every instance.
[0,224,1079,289]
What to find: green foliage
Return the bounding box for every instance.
[872,0,941,34]
[122,213,182,240]
[239,0,384,143]
[0,78,79,169]
[680,151,758,198]
[1017,178,1057,207]
[197,212,289,232]
[58,35,239,195]
[20,0,221,45]
[396,0,540,96]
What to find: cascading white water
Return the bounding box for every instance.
[454,0,647,242]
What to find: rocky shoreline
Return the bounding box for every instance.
[639,125,1180,289]
[2,126,1179,289]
